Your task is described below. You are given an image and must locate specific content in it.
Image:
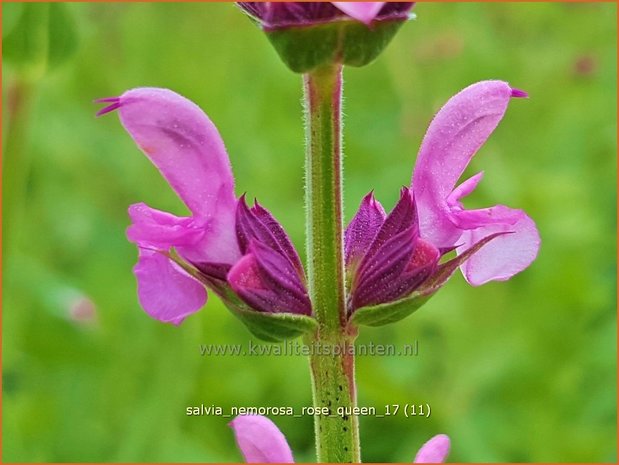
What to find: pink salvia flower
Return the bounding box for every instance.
[230,414,450,463]
[96,89,310,324]
[412,80,540,286]
[345,80,540,310]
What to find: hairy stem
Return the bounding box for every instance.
[303,64,360,463]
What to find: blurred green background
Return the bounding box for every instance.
[2,2,617,463]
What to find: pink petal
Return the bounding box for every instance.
[230,415,294,463]
[412,81,517,247]
[134,249,207,325]
[449,203,523,231]
[457,210,540,286]
[127,202,239,265]
[414,434,450,463]
[127,202,204,249]
[447,172,484,208]
[332,2,385,24]
[115,87,240,263]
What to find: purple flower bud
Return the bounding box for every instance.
[236,2,415,73]
[237,2,413,29]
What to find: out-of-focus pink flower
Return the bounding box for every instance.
[230,414,450,463]
[414,434,451,463]
[230,415,295,463]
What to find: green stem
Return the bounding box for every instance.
[303,64,360,463]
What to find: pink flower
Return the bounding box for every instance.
[230,414,450,463]
[412,80,540,286]
[345,81,540,311]
[97,89,311,325]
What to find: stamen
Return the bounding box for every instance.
[510,88,529,98]
[94,97,122,117]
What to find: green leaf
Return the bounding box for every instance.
[3,3,78,80]
[266,19,406,73]
[47,3,79,70]
[223,299,318,343]
[2,3,24,38]
[3,4,48,78]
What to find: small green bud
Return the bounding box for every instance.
[237,2,415,73]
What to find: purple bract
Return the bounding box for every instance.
[346,188,439,312]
